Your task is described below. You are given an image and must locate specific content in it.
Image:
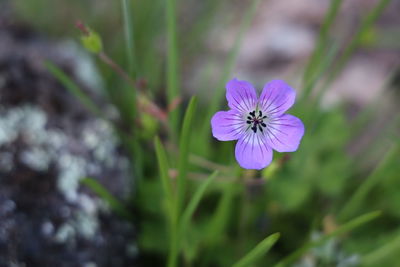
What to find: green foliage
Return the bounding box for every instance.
[327,0,392,84]
[154,136,179,267]
[81,178,133,220]
[154,137,174,215]
[302,0,343,91]
[25,0,399,266]
[166,0,180,133]
[361,230,400,266]
[121,0,136,76]
[233,233,280,267]
[275,211,381,267]
[339,144,400,221]
[176,97,198,213]
[45,61,105,119]
[179,170,219,261]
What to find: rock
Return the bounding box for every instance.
[0,8,136,267]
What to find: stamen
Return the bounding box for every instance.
[247,110,268,134]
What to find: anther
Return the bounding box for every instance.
[247,110,268,134]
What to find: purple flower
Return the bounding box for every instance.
[211,78,304,170]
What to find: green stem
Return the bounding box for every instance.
[166,0,180,136]
[121,0,136,77]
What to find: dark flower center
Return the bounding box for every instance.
[246,110,267,133]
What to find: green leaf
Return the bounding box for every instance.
[275,211,381,267]
[176,97,198,215]
[179,171,218,240]
[81,177,133,220]
[233,233,280,267]
[45,61,105,119]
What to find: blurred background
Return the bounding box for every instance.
[0,0,399,266]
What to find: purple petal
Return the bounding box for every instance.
[235,133,273,170]
[264,114,304,152]
[226,78,257,113]
[211,110,246,141]
[259,80,296,117]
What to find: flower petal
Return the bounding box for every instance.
[264,114,304,152]
[226,78,257,113]
[259,80,296,117]
[211,110,246,141]
[235,133,273,170]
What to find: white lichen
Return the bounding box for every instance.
[0,104,130,243]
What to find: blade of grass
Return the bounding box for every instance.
[300,43,339,125]
[275,211,381,267]
[184,0,226,55]
[348,75,396,139]
[361,231,400,266]
[119,0,143,182]
[154,136,179,267]
[154,136,174,212]
[199,176,240,266]
[166,0,180,134]
[338,144,399,221]
[302,43,339,104]
[302,0,343,92]
[350,110,399,167]
[189,154,231,173]
[45,61,106,119]
[179,171,218,242]
[121,0,137,77]
[81,177,133,220]
[326,0,391,85]
[233,233,280,267]
[205,166,242,245]
[176,97,198,215]
[201,0,260,139]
